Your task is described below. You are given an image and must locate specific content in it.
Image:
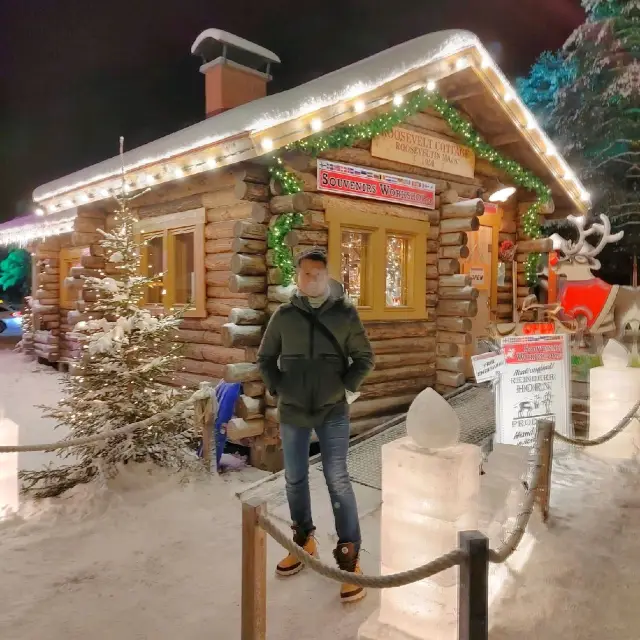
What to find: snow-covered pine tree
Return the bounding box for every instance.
[21,149,196,498]
[519,0,639,284]
[516,51,576,124]
[15,295,34,355]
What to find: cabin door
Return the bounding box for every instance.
[460,209,501,378]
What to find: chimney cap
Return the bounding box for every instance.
[191,29,281,70]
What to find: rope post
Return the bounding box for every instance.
[458,530,488,640]
[196,382,213,471]
[241,497,267,640]
[535,419,554,523]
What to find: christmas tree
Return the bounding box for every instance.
[0,248,31,297]
[518,0,639,284]
[21,143,196,498]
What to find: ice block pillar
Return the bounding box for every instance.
[589,340,640,460]
[359,388,481,640]
[0,417,19,518]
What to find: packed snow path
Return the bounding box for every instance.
[1,350,640,639]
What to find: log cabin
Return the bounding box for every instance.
[0,28,590,469]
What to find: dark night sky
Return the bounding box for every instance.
[0,0,585,221]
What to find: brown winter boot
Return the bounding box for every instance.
[333,542,366,603]
[276,527,318,577]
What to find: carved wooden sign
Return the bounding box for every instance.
[371,126,476,178]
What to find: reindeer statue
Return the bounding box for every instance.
[548,214,637,343]
[486,214,635,350]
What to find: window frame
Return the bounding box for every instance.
[135,208,206,318]
[59,246,89,311]
[326,204,429,321]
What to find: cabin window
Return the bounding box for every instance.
[340,229,372,308]
[136,208,206,318]
[385,234,410,307]
[143,234,165,305]
[172,229,195,306]
[326,204,428,321]
[59,247,89,310]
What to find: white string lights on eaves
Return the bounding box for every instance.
[470,43,590,205]
[25,40,589,234]
[0,215,76,247]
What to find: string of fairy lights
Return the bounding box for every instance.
[269,88,552,285]
[17,48,590,285]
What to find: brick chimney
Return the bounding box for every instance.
[191,29,280,118]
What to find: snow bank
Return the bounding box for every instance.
[1,350,640,639]
[1,350,71,473]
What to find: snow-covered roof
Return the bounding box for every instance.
[0,209,77,247]
[0,27,588,245]
[32,29,476,203]
[190,29,281,64]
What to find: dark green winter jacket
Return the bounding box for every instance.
[257,291,374,429]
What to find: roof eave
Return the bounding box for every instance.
[30,36,589,219]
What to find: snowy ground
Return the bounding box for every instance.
[1,350,640,639]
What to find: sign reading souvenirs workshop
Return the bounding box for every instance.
[371,126,476,179]
[316,159,436,209]
[496,334,571,447]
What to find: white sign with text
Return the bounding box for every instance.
[496,334,571,447]
[472,352,505,383]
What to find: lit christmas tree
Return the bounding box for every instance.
[518,0,639,284]
[21,144,195,498]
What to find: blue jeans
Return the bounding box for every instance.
[280,408,361,548]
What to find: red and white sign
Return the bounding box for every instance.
[483,202,499,215]
[502,336,565,364]
[317,159,436,210]
[522,322,555,336]
[497,334,571,447]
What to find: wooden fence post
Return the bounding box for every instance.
[458,530,489,640]
[535,419,554,523]
[196,381,214,471]
[241,497,267,640]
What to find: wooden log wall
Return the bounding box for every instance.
[114,165,273,461]
[61,208,108,363]
[434,196,481,395]
[32,236,62,362]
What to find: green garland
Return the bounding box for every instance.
[267,159,304,285]
[270,89,552,285]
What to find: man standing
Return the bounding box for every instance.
[257,248,374,603]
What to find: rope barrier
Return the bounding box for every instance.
[0,387,211,454]
[258,423,549,583]
[554,399,640,447]
[257,513,466,589]
[488,422,546,564]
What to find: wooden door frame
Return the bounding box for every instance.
[477,209,501,314]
